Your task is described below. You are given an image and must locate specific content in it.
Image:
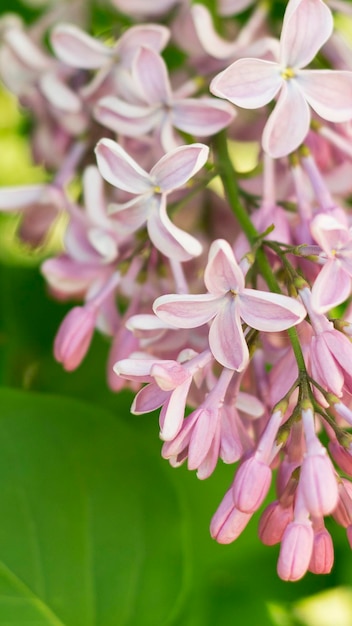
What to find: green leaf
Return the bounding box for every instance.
[0,387,190,625]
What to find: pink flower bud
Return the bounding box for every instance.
[333,480,352,528]
[258,500,293,546]
[233,456,272,514]
[347,524,352,549]
[54,305,97,371]
[277,520,314,582]
[300,450,338,517]
[328,439,352,477]
[210,488,252,544]
[309,528,334,575]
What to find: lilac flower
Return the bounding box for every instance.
[51,22,170,71]
[310,213,352,312]
[95,138,208,261]
[94,46,235,151]
[115,350,213,441]
[299,286,352,397]
[161,369,263,478]
[153,239,306,370]
[210,0,352,157]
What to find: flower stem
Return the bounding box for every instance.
[213,131,307,374]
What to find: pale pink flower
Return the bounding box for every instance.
[94,46,235,152]
[299,286,352,396]
[161,369,263,478]
[115,350,213,441]
[210,0,352,157]
[54,272,120,370]
[310,213,352,313]
[95,138,208,261]
[153,239,306,370]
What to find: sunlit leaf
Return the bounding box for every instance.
[0,387,190,625]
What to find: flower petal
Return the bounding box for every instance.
[0,184,46,210]
[297,69,352,122]
[280,0,333,68]
[218,0,254,16]
[147,199,203,261]
[95,138,151,193]
[151,143,209,192]
[153,293,220,328]
[83,166,107,226]
[116,24,170,66]
[262,80,310,158]
[40,73,82,113]
[94,96,160,136]
[132,382,169,414]
[239,289,306,331]
[133,46,172,105]
[311,260,351,313]
[310,334,344,396]
[190,4,238,59]
[210,59,282,109]
[109,196,149,232]
[51,23,112,68]
[172,98,235,136]
[204,238,244,295]
[159,378,192,441]
[209,300,249,371]
[188,407,219,470]
[310,213,350,254]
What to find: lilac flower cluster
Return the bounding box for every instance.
[3,0,352,580]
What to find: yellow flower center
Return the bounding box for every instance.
[281,67,295,80]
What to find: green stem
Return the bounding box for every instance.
[213,131,307,374]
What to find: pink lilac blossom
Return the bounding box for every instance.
[210,0,352,157]
[153,239,306,370]
[3,0,352,582]
[95,138,208,261]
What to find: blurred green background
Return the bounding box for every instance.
[1,1,352,624]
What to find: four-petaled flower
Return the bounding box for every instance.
[153,239,306,371]
[210,0,352,157]
[95,138,208,261]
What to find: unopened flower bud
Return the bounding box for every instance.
[54,305,97,371]
[309,527,334,575]
[277,520,314,581]
[211,488,252,544]
[233,456,272,513]
[258,500,293,546]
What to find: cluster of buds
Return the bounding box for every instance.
[3,0,352,580]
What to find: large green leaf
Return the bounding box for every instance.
[0,387,190,626]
